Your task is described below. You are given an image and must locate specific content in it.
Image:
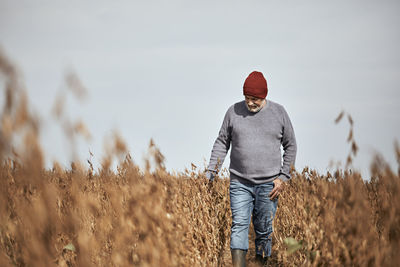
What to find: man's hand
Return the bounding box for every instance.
[269,178,284,200]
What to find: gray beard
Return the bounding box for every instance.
[245,102,263,113]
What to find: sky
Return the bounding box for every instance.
[1,0,399,178]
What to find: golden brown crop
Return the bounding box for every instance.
[1,49,399,266]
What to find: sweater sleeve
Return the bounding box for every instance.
[206,108,232,177]
[278,106,297,182]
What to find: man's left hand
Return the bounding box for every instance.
[269,178,284,200]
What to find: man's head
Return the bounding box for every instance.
[243,71,268,112]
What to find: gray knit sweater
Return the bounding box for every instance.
[206,99,297,184]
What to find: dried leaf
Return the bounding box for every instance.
[347,129,353,143]
[65,70,87,100]
[334,111,344,124]
[351,141,358,156]
[347,114,353,126]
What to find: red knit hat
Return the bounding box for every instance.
[243,71,268,99]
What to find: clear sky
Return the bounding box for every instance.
[1,0,399,178]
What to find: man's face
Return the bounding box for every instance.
[244,95,265,113]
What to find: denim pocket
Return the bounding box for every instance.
[229,180,240,190]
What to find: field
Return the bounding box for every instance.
[1,50,400,266]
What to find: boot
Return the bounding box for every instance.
[255,254,268,266]
[231,249,246,267]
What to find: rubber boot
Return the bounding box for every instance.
[231,249,246,267]
[255,254,268,266]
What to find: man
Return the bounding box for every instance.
[205,71,297,266]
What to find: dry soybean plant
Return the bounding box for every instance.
[1,50,399,266]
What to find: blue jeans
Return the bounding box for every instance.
[229,180,278,257]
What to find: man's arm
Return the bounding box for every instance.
[206,109,232,180]
[278,107,297,182]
